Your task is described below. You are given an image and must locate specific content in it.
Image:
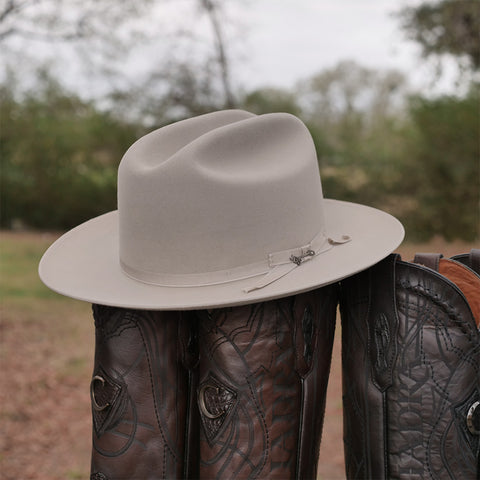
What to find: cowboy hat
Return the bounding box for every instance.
[39,110,404,310]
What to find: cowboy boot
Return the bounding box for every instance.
[195,284,338,480]
[89,305,199,480]
[340,253,480,480]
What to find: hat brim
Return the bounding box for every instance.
[39,199,404,310]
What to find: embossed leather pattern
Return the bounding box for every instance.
[196,285,338,479]
[340,254,480,480]
[89,305,199,480]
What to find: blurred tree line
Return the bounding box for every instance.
[0,72,142,229]
[0,0,478,241]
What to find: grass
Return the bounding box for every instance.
[0,231,77,304]
[1,231,94,480]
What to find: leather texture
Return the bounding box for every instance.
[196,285,338,479]
[89,305,199,480]
[452,248,480,274]
[340,254,480,479]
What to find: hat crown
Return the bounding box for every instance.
[118,110,326,284]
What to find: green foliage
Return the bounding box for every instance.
[241,87,302,116]
[295,61,478,241]
[0,232,58,300]
[1,64,478,241]
[399,0,480,70]
[0,75,141,229]
[297,62,409,208]
[399,86,480,241]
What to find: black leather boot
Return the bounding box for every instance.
[195,285,338,479]
[89,305,199,480]
[340,253,480,479]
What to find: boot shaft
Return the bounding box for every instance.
[196,284,338,479]
[341,253,480,479]
[90,305,199,480]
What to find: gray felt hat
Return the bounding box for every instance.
[39,110,404,309]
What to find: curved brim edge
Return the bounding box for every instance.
[38,199,405,310]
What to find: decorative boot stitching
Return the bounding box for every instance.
[397,298,480,372]
[92,304,138,344]
[302,305,314,367]
[368,311,397,392]
[397,279,479,341]
[373,313,390,375]
[90,473,108,480]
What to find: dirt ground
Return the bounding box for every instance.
[317,318,345,479]
[0,233,476,479]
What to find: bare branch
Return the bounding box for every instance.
[200,0,235,108]
[0,27,14,39]
[0,25,81,40]
[0,0,18,24]
[0,0,36,24]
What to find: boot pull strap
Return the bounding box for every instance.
[413,252,443,271]
[436,258,480,328]
[450,249,480,274]
[469,248,480,274]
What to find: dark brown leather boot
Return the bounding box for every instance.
[340,253,480,480]
[195,285,338,479]
[89,305,199,480]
